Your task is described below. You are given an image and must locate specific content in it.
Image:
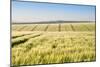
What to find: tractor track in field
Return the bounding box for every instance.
[21,26,29,31]
[44,24,49,31]
[59,24,61,32]
[12,33,34,39]
[70,24,75,31]
[12,33,43,47]
[31,25,38,31]
[18,26,26,31]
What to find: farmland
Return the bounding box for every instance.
[12,22,96,66]
[12,23,95,31]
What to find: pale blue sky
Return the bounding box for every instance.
[12,1,95,22]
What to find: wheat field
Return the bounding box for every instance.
[12,23,96,66]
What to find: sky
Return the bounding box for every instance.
[12,1,96,23]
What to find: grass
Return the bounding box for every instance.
[12,23,96,66]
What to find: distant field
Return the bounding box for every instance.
[12,23,96,66]
[12,23,95,31]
